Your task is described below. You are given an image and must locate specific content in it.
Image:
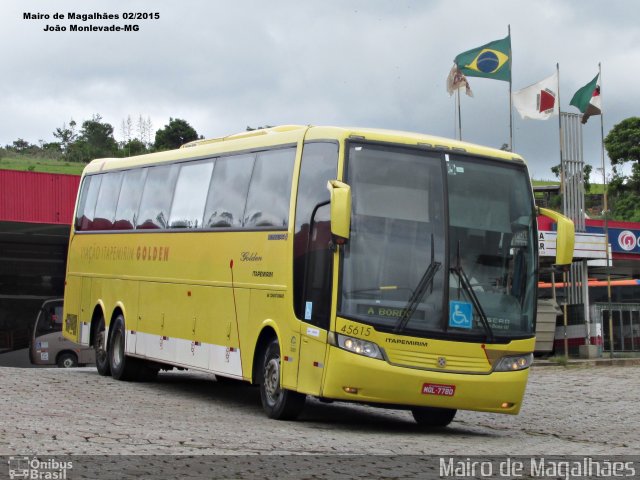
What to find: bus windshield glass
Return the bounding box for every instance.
[339,144,536,340]
[447,155,536,339]
[340,143,447,335]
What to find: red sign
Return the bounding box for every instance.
[421,383,456,396]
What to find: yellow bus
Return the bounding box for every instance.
[63,125,574,426]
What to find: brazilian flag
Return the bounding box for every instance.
[454,35,511,82]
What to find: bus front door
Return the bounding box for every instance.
[297,322,328,396]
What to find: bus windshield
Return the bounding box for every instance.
[339,144,536,340]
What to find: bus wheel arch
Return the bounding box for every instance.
[252,327,277,386]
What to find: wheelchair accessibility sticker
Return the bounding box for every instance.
[449,301,472,329]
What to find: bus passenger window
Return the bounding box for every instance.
[169,160,214,228]
[203,154,254,228]
[91,171,123,231]
[75,175,102,231]
[244,148,296,228]
[114,169,148,230]
[136,164,179,229]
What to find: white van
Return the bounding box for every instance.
[29,299,95,368]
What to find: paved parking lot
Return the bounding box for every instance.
[1,364,638,458]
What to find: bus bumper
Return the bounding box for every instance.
[321,345,530,414]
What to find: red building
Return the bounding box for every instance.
[0,170,80,351]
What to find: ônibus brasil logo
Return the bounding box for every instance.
[618,230,638,252]
[8,457,72,479]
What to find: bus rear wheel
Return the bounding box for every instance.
[411,407,457,428]
[259,339,305,420]
[94,315,111,376]
[109,315,143,381]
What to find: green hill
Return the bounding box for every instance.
[0,155,84,175]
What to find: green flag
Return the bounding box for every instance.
[570,73,601,123]
[454,35,511,82]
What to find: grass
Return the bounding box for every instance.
[546,355,569,366]
[532,179,560,186]
[0,155,84,175]
[532,178,605,195]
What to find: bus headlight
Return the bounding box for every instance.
[493,353,533,372]
[335,334,384,360]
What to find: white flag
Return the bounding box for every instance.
[446,66,473,97]
[512,72,559,120]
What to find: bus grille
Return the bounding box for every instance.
[384,347,492,373]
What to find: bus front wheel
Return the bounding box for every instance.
[94,316,111,376]
[259,339,305,420]
[411,407,457,428]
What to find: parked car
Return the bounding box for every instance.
[29,299,95,368]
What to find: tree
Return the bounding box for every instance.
[123,138,147,156]
[604,117,640,166]
[154,118,199,151]
[604,117,640,221]
[550,163,592,193]
[9,139,30,152]
[67,114,118,162]
[53,120,78,152]
[137,115,153,148]
[120,115,133,145]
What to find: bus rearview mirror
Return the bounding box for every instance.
[538,207,575,266]
[327,180,351,244]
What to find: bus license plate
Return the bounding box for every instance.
[421,383,455,396]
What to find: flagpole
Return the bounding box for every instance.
[508,24,513,150]
[457,87,462,140]
[598,62,614,358]
[557,63,565,196]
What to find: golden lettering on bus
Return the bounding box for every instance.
[80,245,136,262]
[136,246,170,262]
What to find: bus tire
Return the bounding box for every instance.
[109,315,140,381]
[259,339,305,420]
[57,352,78,368]
[411,407,457,428]
[94,315,111,376]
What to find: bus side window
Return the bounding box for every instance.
[114,169,148,230]
[91,171,124,231]
[203,154,254,228]
[75,175,102,231]
[243,148,296,228]
[136,164,179,229]
[168,160,214,229]
[293,142,339,328]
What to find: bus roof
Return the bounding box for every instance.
[81,125,526,175]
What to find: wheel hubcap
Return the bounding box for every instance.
[113,333,123,368]
[96,330,106,362]
[264,357,281,406]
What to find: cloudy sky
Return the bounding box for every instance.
[2,0,638,180]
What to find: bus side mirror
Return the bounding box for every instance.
[538,207,575,266]
[327,180,351,245]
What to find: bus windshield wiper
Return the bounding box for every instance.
[450,243,494,342]
[394,235,441,334]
